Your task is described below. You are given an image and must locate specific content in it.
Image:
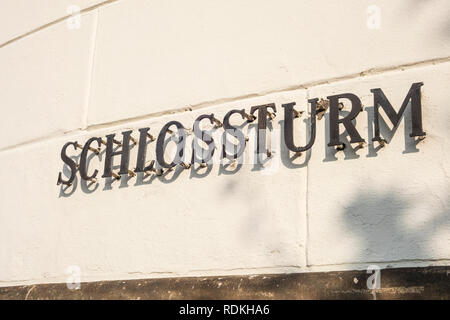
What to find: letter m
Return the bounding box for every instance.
[371,82,426,142]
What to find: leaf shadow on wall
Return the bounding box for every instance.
[399,0,450,41]
[309,190,450,300]
[337,190,448,266]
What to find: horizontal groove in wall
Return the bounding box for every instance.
[83,55,450,131]
[1,55,449,153]
[0,0,120,49]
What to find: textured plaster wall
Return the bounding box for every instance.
[0,0,449,287]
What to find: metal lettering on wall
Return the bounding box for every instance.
[57,82,426,187]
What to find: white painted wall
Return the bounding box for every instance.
[0,0,449,287]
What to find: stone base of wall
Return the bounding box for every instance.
[1,266,449,300]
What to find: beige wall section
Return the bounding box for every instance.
[0,1,449,287]
[0,11,97,150]
[88,0,450,125]
[307,63,450,266]
[0,90,309,284]
[0,0,107,45]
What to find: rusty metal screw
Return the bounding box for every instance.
[244,113,256,122]
[76,143,100,155]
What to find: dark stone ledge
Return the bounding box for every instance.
[0,266,449,300]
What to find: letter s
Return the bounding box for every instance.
[57,141,78,186]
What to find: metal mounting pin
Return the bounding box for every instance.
[244,113,256,122]
[417,135,426,143]
[111,172,121,180]
[76,143,100,155]
[180,162,191,169]
[143,167,154,176]
[266,111,276,120]
[128,169,136,177]
[130,136,138,144]
[336,143,345,151]
[100,138,121,147]
[293,109,304,118]
[316,99,329,120]
[146,133,156,141]
[378,139,387,147]
[144,166,161,176]
[213,117,223,128]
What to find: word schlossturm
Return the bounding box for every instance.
[57,82,426,186]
